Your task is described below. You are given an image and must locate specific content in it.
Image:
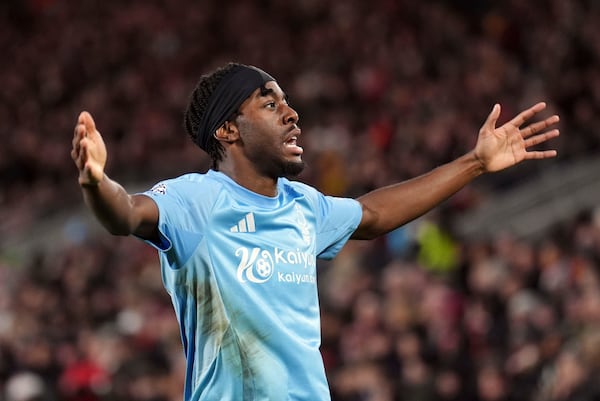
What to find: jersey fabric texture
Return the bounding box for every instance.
[140,170,363,401]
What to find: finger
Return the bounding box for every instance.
[523,129,560,148]
[72,145,84,170]
[523,149,558,160]
[77,140,88,169]
[72,132,81,161]
[483,104,501,130]
[509,102,546,127]
[72,124,85,150]
[79,111,97,136]
[521,115,560,138]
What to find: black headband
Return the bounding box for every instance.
[195,64,275,151]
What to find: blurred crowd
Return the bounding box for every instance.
[2,0,600,400]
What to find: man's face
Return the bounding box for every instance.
[234,81,304,178]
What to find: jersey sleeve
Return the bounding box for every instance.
[314,194,363,260]
[136,177,206,269]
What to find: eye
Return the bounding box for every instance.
[265,102,276,109]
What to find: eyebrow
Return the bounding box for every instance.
[259,86,289,103]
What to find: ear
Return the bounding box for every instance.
[214,121,239,144]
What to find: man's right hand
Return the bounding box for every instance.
[71,111,107,186]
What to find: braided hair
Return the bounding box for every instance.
[183,62,241,169]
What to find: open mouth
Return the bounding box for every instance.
[284,132,303,156]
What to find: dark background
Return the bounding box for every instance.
[1,1,600,400]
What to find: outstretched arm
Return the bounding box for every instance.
[352,102,560,240]
[71,111,159,240]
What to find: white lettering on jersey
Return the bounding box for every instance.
[235,246,316,284]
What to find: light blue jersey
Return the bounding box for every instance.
[140,170,362,401]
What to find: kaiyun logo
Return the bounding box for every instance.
[235,246,317,284]
[236,247,274,283]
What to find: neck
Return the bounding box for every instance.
[217,163,279,197]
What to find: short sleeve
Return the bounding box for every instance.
[315,195,362,260]
[136,178,206,269]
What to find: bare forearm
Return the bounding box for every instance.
[80,174,140,236]
[354,151,485,239]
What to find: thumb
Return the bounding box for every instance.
[483,104,501,131]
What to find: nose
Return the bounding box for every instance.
[283,104,299,125]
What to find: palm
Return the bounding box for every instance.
[82,135,107,183]
[474,103,559,173]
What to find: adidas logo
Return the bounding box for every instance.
[230,212,256,233]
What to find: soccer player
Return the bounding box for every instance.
[71,63,559,400]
